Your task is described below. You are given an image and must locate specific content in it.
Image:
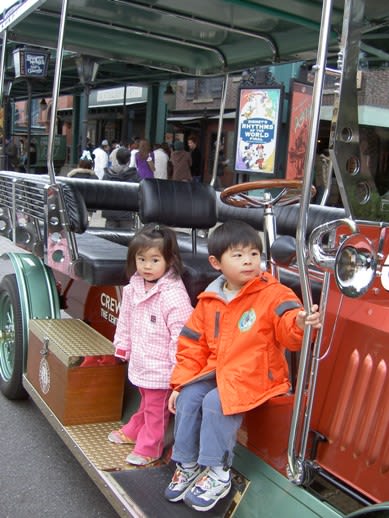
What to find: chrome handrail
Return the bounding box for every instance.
[287,0,334,483]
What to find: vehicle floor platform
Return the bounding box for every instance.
[109,462,247,517]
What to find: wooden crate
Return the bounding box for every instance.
[27,319,126,425]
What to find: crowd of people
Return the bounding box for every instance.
[3,133,231,192]
[64,134,213,228]
[70,134,207,184]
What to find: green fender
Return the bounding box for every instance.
[3,252,61,369]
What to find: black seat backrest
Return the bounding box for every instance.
[138,178,218,305]
[139,179,217,229]
[60,177,139,212]
[61,183,90,233]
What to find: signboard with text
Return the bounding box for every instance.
[13,47,50,78]
[234,86,283,176]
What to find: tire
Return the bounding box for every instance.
[345,506,389,517]
[0,274,28,399]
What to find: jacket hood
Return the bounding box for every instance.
[104,164,139,182]
[68,168,96,178]
[201,272,276,301]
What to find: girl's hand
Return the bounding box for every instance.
[296,304,322,330]
[168,390,180,414]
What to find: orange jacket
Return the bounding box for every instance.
[170,273,304,415]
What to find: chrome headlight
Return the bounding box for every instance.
[335,234,376,297]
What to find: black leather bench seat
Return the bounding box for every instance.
[74,232,129,286]
[73,231,216,305]
[61,179,341,303]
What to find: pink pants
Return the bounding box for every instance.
[121,387,171,458]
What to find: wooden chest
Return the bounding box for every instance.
[27,319,126,425]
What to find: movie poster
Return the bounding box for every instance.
[285,81,313,179]
[234,87,282,175]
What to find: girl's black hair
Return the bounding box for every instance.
[126,223,184,278]
[208,220,263,261]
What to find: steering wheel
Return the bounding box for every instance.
[220,179,316,208]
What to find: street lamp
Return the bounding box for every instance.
[163,83,175,111]
[76,55,100,152]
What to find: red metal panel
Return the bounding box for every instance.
[311,224,389,502]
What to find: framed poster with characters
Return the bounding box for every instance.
[234,86,283,176]
[285,80,313,179]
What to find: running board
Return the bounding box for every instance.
[23,375,249,517]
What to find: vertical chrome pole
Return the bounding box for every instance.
[47,0,69,182]
[287,0,334,483]
[210,73,229,187]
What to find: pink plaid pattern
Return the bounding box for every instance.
[114,269,193,389]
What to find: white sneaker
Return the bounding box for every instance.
[184,469,231,512]
[125,452,158,465]
[164,463,202,502]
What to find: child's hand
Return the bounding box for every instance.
[168,390,180,414]
[296,304,321,330]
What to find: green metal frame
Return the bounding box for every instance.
[233,445,343,518]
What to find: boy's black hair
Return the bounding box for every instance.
[116,147,131,165]
[208,220,263,261]
[126,223,184,278]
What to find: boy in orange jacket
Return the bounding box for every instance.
[164,220,321,512]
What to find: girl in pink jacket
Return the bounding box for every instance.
[108,224,193,466]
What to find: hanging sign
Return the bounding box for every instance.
[13,47,50,78]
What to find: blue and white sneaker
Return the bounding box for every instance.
[184,469,232,512]
[164,463,202,502]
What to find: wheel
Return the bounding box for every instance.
[220,179,316,208]
[0,274,28,399]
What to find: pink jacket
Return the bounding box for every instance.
[114,269,193,389]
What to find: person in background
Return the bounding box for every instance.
[102,147,140,229]
[129,137,140,169]
[92,139,110,179]
[187,134,202,183]
[67,151,98,219]
[5,137,19,171]
[153,143,170,180]
[164,220,321,512]
[109,139,122,168]
[135,139,155,179]
[108,224,193,466]
[170,141,192,182]
[67,151,98,179]
[213,142,229,190]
